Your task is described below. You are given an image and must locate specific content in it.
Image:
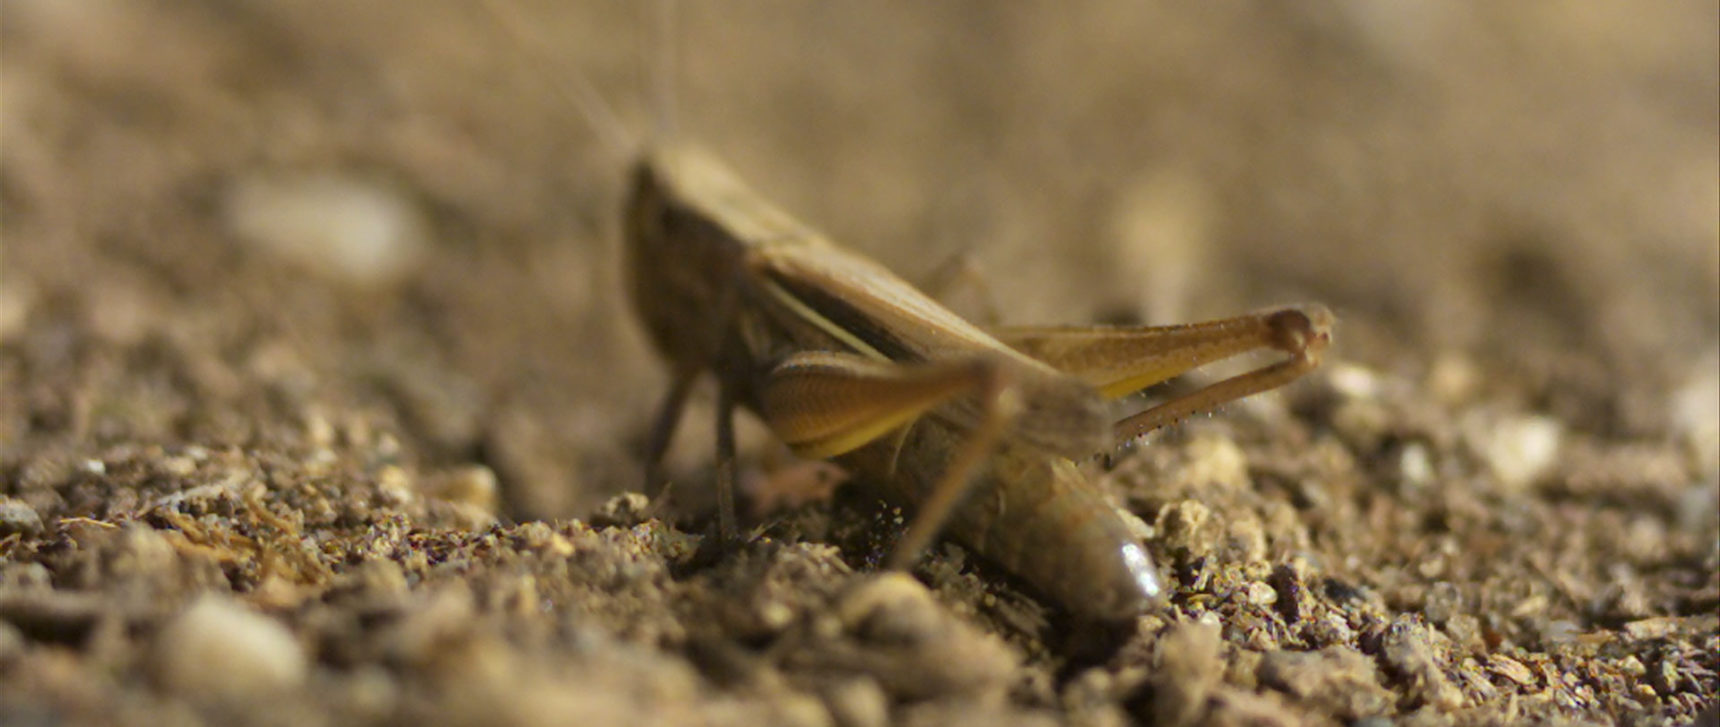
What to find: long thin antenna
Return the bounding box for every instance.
[475,0,638,158]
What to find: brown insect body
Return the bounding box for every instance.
[840,421,1162,620]
[626,144,1164,619]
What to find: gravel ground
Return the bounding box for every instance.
[2,2,1716,726]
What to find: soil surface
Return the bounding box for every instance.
[3,2,1717,726]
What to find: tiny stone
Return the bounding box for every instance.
[822,678,889,727]
[838,573,940,636]
[1426,352,1481,404]
[1152,621,1223,726]
[1398,443,1433,487]
[1331,399,1392,451]
[774,693,836,727]
[376,466,415,506]
[304,411,336,447]
[1421,581,1462,626]
[336,666,400,722]
[835,573,1017,699]
[1381,619,1463,710]
[1156,500,1215,556]
[155,595,308,698]
[757,599,794,632]
[1670,352,1719,477]
[1327,362,1382,399]
[1486,655,1537,687]
[1622,617,1676,640]
[0,497,44,537]
[423,465,499,513]
[1619,655,1646,676]
[1467,412,1562,490]
[0,278,31,342]
[225,171,427,285]
[160,456,196,477]
[1509,594,1548,619]
[591,492,653,527]
[113,525,177,576]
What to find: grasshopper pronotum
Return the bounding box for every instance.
[487,2,1332,621]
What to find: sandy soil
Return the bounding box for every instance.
[2,2,1716,725]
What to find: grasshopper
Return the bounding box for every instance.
[485,2,1332,621]
[628,145,1331,620]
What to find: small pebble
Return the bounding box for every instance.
[1398,443,1434,487]
[112,525,176,576]
[772,693,836,727]
[1380,619,1463,710]
[1485,655,1537,688]
[757,599,795,632]
[1257,646,1389,718]
[1244,581,1278,606]
[226,171,427,285]
[422,465,499,513]
[376,465,416,506]
[0,497,44,537]
[838,573,941,639]
[1466,411,1562,490]
[303,411,336,448]
[592,492,652,528]
[159,456,196,477]
[1327,362,1382,399]
[155,595,308,698]
[834,573,1017,699]
[1152,621,1223,726]
[0,278,31,343]
[822,678,889,727]
[1670,351,1719,477]
[1155,500,1216,556]
[1425,352,1481,404]
[1332,399,1392,451]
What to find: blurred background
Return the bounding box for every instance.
[4,0,1716,519]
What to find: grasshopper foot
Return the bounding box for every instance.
[673,524,760,575]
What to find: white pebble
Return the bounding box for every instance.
[226,171,427,285]
[1245,581,1279,606]
[1468,412,1563,490]
[1398,443,1434,487]
[822,678,888,727]
[1327,362,1382,399]
[155,595,308,698]
[424,465,499,513]
[1670,351,1719,478]
[0,278,32,343]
